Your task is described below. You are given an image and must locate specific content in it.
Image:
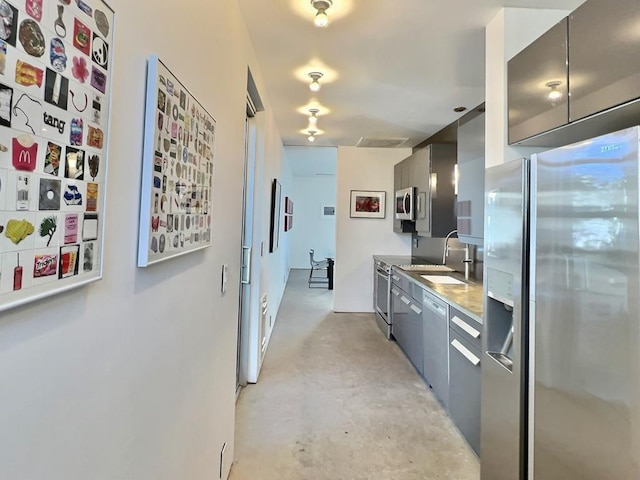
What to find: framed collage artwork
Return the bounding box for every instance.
[0,0,114,313]
[138,56,216,267]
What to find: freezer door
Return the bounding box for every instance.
[530,127,640,479]
[481,158,529,480]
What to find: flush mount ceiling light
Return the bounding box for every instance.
[311,0,333,27]
[308,108,320,125]
[308,130,317,142]
[546,81,563,101]
[308,72,323,92]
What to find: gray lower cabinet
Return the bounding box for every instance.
[449,328,481,456]
[422,290,449,409]
[391,284,424,375]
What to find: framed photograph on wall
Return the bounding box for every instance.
[350,190,386,218]
[137,56,216,267]
[0,0,115,313]
[269,179,281,252]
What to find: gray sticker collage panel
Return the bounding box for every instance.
[138,57,215,267]
[0,0,113,310]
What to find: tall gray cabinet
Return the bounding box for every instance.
[456,106,485,246]
[393,145,456,237]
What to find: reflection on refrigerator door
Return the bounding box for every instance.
[531,127,639,480]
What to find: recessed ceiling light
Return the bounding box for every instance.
[453,106,467,113]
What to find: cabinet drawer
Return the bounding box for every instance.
[449,306,482,352]
[448,329,481,455]
[390,269,409,292]
[410,281,426,303]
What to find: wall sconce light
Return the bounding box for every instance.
[308,130,317,142]
[546,81,563,102]
[308,72,323,92]
[311,0,333,27]
[308,108,319,125]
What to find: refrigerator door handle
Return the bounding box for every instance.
[451,339,480,366]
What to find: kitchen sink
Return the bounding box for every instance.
[421,275,466,285]
[398,264,455,272]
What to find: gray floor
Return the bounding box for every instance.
[230,269,480,480]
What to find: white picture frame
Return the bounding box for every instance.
[137,56,216,267]
[0,0,115,312]
[349,190,386,219]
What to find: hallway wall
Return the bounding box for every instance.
[289,176,337,268]
[334,147,412,312]
[0,1,289,480]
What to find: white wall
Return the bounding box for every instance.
[289,176,336,268]
[0,2,289,480]
[334,147,412,312]
[485,7,575,168]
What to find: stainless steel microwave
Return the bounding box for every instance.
[395,186,416,221]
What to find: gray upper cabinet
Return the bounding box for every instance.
[423,144,457,238]
[393,163,402,233]
[456,106,485,246]
[508,18,569,144]
[412,148,431,236]
[394,145,456,236]
[569,0,640,122]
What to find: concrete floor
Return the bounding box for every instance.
[230,269,480,480]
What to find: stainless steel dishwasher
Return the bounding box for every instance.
[422,290,449,409]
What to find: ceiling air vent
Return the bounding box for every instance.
[356,137,409,148]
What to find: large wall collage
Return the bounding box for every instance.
[0,0,113,312]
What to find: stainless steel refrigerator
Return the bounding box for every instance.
[481,126,640,480]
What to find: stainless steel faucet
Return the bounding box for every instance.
[443,229,474,280]
[442,229,458,265]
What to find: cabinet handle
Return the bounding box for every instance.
[392,275,400,282]
[451,339,480,366]
[451,316,480,339]
[410,304,422,315]
[391,288,400,296]
[400,296,411,305]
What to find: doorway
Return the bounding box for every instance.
[237,97,257,393]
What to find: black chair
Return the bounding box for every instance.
[308,249,329,288]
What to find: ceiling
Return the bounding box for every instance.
[237,0,585,149]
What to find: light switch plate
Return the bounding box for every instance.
[221,264,229,293]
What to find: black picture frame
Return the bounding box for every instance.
[269,179,282,253]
